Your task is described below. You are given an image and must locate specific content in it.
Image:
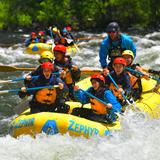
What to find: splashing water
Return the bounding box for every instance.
[0,31,160,160]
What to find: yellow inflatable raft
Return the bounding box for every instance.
[24,43,78,56]
[10,102,120,138]
[9,77,160,138]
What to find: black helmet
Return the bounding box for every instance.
[107,22,120,32]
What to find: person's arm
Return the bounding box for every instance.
[56,77,69,93]
[122,35,136,58]
[99,38,109,68]
[104,90,122,112]
[74,87,91,104]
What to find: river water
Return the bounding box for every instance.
[0,31,160,160]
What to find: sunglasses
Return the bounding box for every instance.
[108,31,116,34]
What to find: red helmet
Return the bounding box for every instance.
[31,32,36,36]
[66,26,72,31]
[113,57,126,66]
[53,44,66,54]
[41,62,54,70]
[90,74,105,83]
[38,31,45,36]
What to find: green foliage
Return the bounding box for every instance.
[0,1,9,29]
[0,0,159,30]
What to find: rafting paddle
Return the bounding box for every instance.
[0,73,59,84]
[0,65,102,75]
[126,67,160,82]
[0,85,59,94]
[78,89,118,123]
[0,65,35,72]
[79,89,111,107]
[0,76,39,84]
[107,74,134,105]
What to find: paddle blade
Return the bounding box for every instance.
[0,65,17,72]
[80,67,102,75]
[0,65,35,72]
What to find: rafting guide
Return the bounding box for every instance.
[99,22,136,73]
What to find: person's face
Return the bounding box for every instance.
[113,64,124,75]
[123,55,133,66]
[91,80,100,90]
[108,31,118,40]
[54,51,64,61]
[43,69,52,79]
[31,35,36,39]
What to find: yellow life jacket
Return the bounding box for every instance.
[109,83,123,100]
[35,88,57,104]
[90,98,108,114]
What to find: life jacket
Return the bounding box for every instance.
[127,72,139,89]
[33,75,58,105]
[109,83,123,100]
[35,88,57,104]
[108,35,126,60]
[54,56,73,84]
[89,88,108,114]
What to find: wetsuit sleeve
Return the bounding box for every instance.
[122,35,136,58]
[104,90,122,112]
[74,87,92,104]
[56,77,69,93]
[99,38,109,68]
[129,39,136,58]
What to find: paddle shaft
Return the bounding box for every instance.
[107,74,131,105]
[0,65,102,75]
[79,89,110,106]
[126,67,160,81]
[0,85,59,94]
[0,73,59,84]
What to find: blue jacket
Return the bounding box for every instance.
[19,74,68,99]
[74,87,122,113]
[25,38,39,47]
[99,34,136,68]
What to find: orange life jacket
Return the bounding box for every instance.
[90,98,108,114]
[64,68,73,84]
[109,83,123,100]
[127,72,139,89]
[35,88,57,104]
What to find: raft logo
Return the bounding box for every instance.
[13,118,35,128]
[68,120,99,136]
[32,45,39,51]
[42,120,58,135]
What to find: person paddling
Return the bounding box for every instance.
[72,74,122,123]
[122,50,142,100]
[53,44,81,100]
[25,32,39,47]
[18,62,69,114]
[104,57,132,105]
